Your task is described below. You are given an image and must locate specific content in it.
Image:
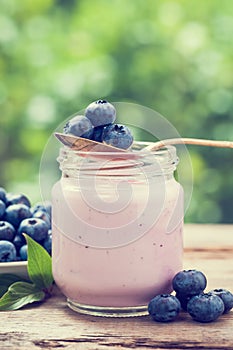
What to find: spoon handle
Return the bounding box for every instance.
[146,138,233,151]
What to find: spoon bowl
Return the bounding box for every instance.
[55,132,127,153]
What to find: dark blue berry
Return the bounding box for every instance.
[102,124,134,150]
[18,218,49,242]
[210,289,233,313]
[31,203,47,215]
[33,210,51,229]
[172,269,207,296]
[4,204,32,228]
[0,187,6,203]
[148,294,181,322]
[0,221,16,241]
[175,292,194,311]
[0,199,6,219]
[13,234,26,253]
[85,100,116,127]
[187,293,224,323]
[19,244,28,261]
[63,115,94,139]
[92,126,105,142]
[43,230,52,255]
[0,240,17,262]
[5,193,31,208]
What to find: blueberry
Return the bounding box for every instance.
[172,269,207,296]
[31,203,47,215]
[31,201,52,218]
[43,230,52,255]
[187,292,224,323]
[210,289,233,313]
[0,221,16,241]
[85,100,116,127]
[19,244,28,261]
[102,124,134,150]
[4,203,32,228]
[5,193,31,208]
[18,218,49,242]
[0,199,6,219]
[92,126,105,142]
[33,210,51,229]
[0,187,6,203]
[0,240,17,262]
[148,294,181,322]
[13,234,26,253]
[63,115,94,139]
[175,292,194,311]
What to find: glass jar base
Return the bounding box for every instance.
[67,298,149,317]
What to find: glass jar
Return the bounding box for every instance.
[52,142,184,317]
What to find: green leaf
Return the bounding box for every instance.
[24,234,53,290]
[0,281,45,311]
[0,274,27,297]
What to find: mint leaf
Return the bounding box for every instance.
[0,281,45,311]
[0,274,27,297]
[24,234,53,290]
[0,235,54,311]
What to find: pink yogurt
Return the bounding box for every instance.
[52,144,183,316]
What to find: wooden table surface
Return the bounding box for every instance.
[1,224,233,350]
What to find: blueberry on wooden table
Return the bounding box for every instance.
[187,292,224,323]
[148,294,181,322]
[210,289,233,313]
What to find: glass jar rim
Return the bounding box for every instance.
[57,142,179,176]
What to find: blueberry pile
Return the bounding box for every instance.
[0,187,51,262]
[63,99,134,150]
[148,269,233,323]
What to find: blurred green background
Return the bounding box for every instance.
[0,0,232,223]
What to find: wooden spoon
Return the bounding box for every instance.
[54,132,233,154]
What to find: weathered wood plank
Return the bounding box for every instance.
[0,225,233,350]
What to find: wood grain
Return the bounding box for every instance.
[1,224,233,350]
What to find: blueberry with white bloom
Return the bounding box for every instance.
[63,115,94,139]
[85,100,116,127]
